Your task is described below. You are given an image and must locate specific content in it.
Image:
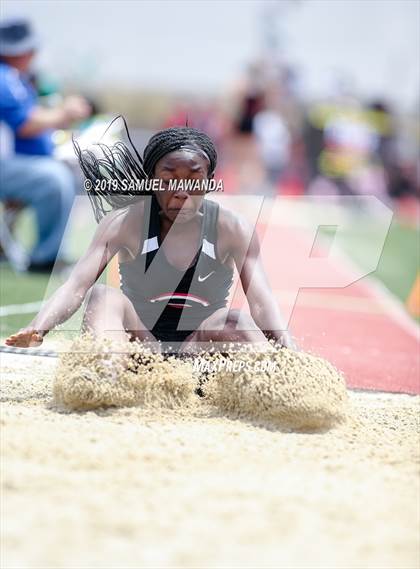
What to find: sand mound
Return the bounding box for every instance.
[202,345,349,429]
[53,334,198,411]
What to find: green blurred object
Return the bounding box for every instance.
[321,219,419,309]
[33,72,60,98]
[0,264,54,336]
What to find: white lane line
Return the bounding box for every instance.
[0,345,58,357]
[350,268,420,341]
[0,301,43,317]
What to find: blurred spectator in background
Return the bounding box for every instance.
[253,107,291,191]
[304,99,388,202]
[226,62,271,193]
[368,100,418,200]
[302,95,419,211]
[235,63,266,135]
[0,18,91,272]
[226,59,302,196]
[163,97,228,153]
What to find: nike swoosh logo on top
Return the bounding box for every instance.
[198,270,215,282]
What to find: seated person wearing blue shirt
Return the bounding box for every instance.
[0,18,91,271]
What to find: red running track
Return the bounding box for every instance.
[229,223,419,395]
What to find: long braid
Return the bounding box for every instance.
[73,117,218,223]
[73,117,149,223]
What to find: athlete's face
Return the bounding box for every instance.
[153,149,211,224]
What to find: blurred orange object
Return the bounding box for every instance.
[406,273,420,317]
[107,255,120,289]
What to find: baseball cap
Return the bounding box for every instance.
[0,18,38,56]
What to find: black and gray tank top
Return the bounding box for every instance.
[118,196,234,341]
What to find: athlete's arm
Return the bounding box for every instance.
[231,215,296,349]
[4,209,129,348]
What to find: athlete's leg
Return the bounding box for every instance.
[180,308,272,353]
[82,284,156,345]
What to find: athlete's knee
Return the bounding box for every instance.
[225,309,242,327]
[205,308,232,330]
[201,308,244,331]
[83,285,129,333]
[88,283,107,299]
[87,284,122,307]
[220,309,255,331]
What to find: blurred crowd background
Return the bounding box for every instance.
[0,0,419,326]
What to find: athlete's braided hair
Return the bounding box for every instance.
[143,127,217,177]
[73,116,217,223]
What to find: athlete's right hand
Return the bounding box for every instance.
[4,327,44,348]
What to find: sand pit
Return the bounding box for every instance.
[1,343,419,569]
